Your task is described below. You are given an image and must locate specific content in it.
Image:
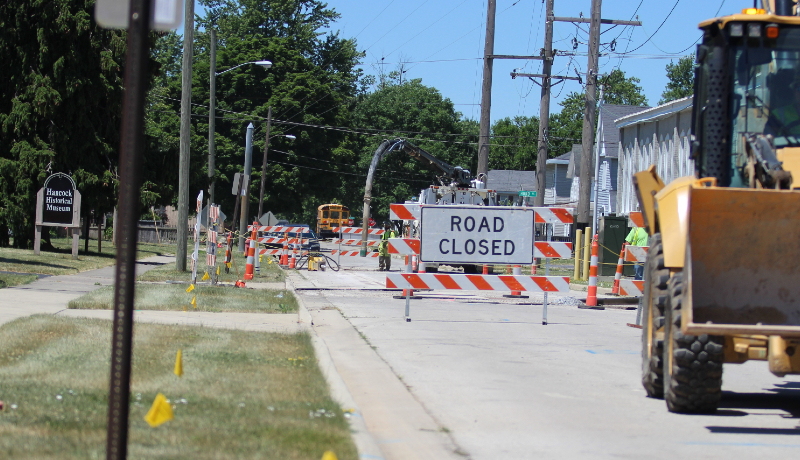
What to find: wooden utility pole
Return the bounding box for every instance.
[578,0,602,226]
[258,107,272,220]
[176,0,194,271]
[477,0,496,181]
[208,29,216,209]
[534,0,555,207]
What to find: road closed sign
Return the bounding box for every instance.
[420,206,534,265]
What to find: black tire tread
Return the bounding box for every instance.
[641,233,669,398]
[664,272,725,413]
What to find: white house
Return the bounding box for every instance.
[615,97,694,216]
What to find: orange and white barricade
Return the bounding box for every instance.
[620,280,644,297]
[625,245,649,263]
[533,242,572,259]
[334,239,379,247]
[330,250,379,257]
[628,211,645,228]
[386,273,569,293]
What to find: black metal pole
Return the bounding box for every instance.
[105,0,151,457]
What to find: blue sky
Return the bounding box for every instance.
[325,0,737,123]
[183,1,742,123]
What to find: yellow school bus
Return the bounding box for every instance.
[316,204,350,238]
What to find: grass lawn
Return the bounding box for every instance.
[0,315,357,459]
[139,253,284,284]
[68,283,297,313]
[0,273,39,288]
[0,237,177,276]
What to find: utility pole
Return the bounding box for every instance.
[578,0,601,227]
[257,107,272,221]
[208,29,216,209]
[534,0,555,207]
[477,0,496,181]
[176,0,194,271]
[592,85,605,236]
[238,123,254,252]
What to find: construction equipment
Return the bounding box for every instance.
[638,1,800,414]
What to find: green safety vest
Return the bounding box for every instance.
[625,227,648,247]
[379,230,395,256]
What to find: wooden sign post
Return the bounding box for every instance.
[34,173,82,259]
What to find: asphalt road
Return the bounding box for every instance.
[297,243,800,459]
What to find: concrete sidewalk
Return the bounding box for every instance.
[0,255,173,327]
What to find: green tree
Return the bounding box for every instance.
[659,55,695,104]
[489,116,539,171]
[548,69,648,157]
[0,0,128,247]
[140,0,367,227]
[350,76,477,220]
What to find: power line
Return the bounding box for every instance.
[384,0,470,58]
[615,0,681,56]
[362,0,432,54]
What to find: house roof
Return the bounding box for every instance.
[547,151,572,165]
[614,96,692,128]
[486,170,538,192]
[598,104,651,158]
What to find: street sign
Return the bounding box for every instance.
[419,206,534,265]
[259,211,278,226]
[518,191,537,197]
[95,0,183,31]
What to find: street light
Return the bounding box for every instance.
[208,28,272,210]
[257,118,295,221]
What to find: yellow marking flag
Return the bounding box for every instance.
[201,271,210,281]
[174,349,183,377]
[144,393,174,428]
[191,295,196,308]
[321,451,339,460]
[216,266,220,275]
[186,284,195,293]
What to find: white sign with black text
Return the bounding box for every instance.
[419,206,534,265]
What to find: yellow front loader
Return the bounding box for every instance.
[638,3,800,413]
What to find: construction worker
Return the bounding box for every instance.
[378,222,396,271]
[625,225,649,280]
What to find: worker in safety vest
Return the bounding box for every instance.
[378,222,396,271]
[625,226,649,280]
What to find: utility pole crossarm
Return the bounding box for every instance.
[489,55,546,60]
[553,17,642,26]
[511,72,581,81]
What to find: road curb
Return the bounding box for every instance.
[286,275,386,460]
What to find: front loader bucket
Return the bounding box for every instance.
[684,186,800,337]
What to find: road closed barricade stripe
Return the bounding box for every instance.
[620,279,644,297]
[390,203,421,221]
[385,273,570,293]
[334,239,379,246]
[332,227,385,235]
[533,207,574,224]
[387,238,420,255]
[534,242,572,259]
[331,250,379,257]
[628,211,645,228]
[248,225,310,233]
[624,245,649,263]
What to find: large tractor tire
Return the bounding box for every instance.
[641,233,669,398]
[663,272,724,413]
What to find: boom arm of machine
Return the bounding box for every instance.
[387,139,474,187]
